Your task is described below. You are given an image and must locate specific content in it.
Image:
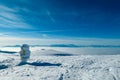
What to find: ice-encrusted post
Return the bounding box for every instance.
[19,44,31,64]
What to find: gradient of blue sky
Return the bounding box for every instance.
[0,0,120,39]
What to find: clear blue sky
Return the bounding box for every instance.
[0,0,120,39]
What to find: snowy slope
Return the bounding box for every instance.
[0,48,120,80]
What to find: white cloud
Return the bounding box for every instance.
[0,33,5,36]
[19,29,67,33]
[0,37,70,46]
[42,34,49,38]
[0,5,15,12]
[0,36,120,46]
[0,12,19,21]
[0,32,10,37]
[0,5,32,29]
[46,10,56,23]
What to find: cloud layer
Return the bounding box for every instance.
[0,5,32,29]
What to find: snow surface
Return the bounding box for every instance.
[0,47,120,80]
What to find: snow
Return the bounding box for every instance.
[0,47,120,80]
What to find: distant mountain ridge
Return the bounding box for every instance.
[3,44,120,48]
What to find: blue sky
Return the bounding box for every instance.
[0,0,120,46]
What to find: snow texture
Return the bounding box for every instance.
[0,48,120,80]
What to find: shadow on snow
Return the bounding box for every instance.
[17,62,61,67]
[0,50,17,54]
[47,53,75,56]
[0,65,8,69]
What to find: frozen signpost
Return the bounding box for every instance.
[19,44,31,64]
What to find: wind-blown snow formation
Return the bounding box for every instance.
[0,47,120,80]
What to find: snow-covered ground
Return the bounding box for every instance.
[0,47,120,80]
